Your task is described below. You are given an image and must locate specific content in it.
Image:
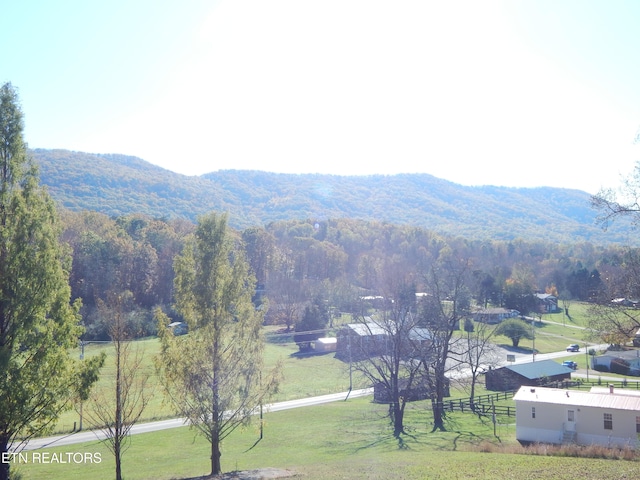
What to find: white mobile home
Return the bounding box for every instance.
[514,385,640,448]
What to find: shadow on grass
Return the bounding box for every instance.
[451,430,500,451]
[288,350,335,360]
[498,344,537,354]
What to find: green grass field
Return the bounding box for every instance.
[53,302,615,433]
[16,397,640,480]
[26,302,640,479]
[54,332,370,433]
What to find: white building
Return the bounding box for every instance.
[312,337,337,353]
[514,385,640,448]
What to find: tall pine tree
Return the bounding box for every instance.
[0,83,103,480]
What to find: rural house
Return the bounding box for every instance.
[592,349,640,376]
[335,322,432,361]
[514,385,640,447]
[473,307,519,324]
[485,360,572,391]
[336,321,387,360]
[534,293,559,313]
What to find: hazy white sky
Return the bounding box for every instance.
[3,0,640,193]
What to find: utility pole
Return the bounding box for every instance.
[585,343,589,382]
[532,320,536,363]
[79,340,85,430]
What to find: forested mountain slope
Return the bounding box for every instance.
[33,149,635,245]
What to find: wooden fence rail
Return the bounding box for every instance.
[437,380,640,418]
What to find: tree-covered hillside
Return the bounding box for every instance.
[33,149,635,245]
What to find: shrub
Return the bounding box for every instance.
[611,359,630,376]
[470,442,639,461]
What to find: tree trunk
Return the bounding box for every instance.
[431,372,447,432]
[469,380,476,413]
[389,373,405,437]
[392,401,404,437]
[0,435,9,480]
[211,433,222,475]
[115,436,122,480]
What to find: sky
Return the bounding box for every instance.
[3,0,640,194]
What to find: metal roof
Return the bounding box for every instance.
[504,359,572,379]
[597,349,640,361]
[514,385,640,411]
[345,323,432,340]
[346,322,387,336]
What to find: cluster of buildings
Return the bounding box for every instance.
[306,292,640,449]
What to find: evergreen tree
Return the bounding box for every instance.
[294,296,329,351]
[0,83,103,480]
[156,212,279,476]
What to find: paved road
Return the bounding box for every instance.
[19,388,374,451]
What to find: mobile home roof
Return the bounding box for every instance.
[514,386,640,411]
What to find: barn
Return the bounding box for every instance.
[485,360,572,391]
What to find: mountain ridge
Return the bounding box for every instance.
[31,149,634,245]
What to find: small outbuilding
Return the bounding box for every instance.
[373,377,450,403]
[312,337,337,353]
[485,360,572,391]
[514,385,640,447]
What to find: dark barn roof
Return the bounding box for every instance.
[505,359,573,379]
[485,359,572,391]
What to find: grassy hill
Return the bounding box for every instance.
[32,149,636,244]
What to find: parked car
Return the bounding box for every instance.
[562,360,578,370]
[566,344,580,352]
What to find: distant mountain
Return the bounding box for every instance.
[32,149,636,245]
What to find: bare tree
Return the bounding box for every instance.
[588,302,640,347]
[582,250,640,346]
[267,246,307,331]
[84,292,152,480]
[268,274,306,332]
[592,163,640,230]
[348,280,427,438]
[419,254,472,432]
[459,318,500,411]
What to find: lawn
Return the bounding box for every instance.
[53,332,369,433]
[490,310,593,355]
[16,396,640,480]
[53,302,607,434]
[21,304,640,479]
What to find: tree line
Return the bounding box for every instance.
[59,211,625,341]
